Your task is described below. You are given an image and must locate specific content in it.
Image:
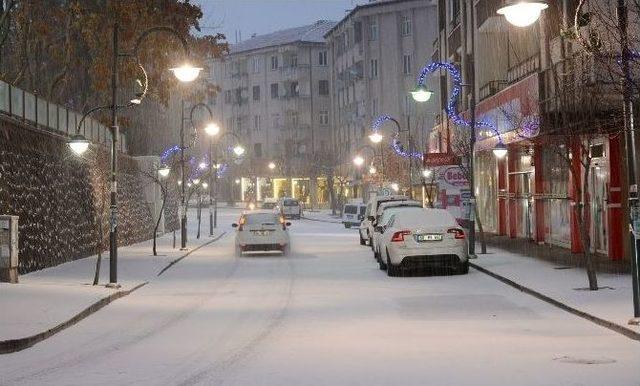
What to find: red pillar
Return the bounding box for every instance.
[570,141,584,253]
[534,144,545,243]
[498,155,508,235]
[508,147,518,238]
[608,135,624,260]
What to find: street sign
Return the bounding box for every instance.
[423,152,461,167]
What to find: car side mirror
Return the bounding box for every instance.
[231,223,238,228]
[286,222,292,226]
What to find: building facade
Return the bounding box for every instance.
[209,21,336,207]
[325,0,440,200]
[429,0,639,261]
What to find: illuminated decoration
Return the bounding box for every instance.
[415,61,508,150]
[202,182,209,189]
[369,132,383,144]
[371,115,423,160]
[158,164,170,177]
[422,169,432,178]
[353,155,365,166]
[493,142,508,158]
[160,145,181,164]
[233,144,245,157]
[390,183,399,192]
[369,165,377,175]
[268,162,276,170]
[410,84,433,102]
[216,163,228,178]
[497,1,548,27]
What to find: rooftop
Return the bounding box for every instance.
[230,20,337,54]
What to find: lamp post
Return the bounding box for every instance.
[68,22,200,285]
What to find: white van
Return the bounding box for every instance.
[277,197,302,219]
[342,203,367,228]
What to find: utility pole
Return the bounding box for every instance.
[617,0,640,322]
[108,21,120,286]
[180,98,187,250]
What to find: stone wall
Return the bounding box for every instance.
[0,115,176,274]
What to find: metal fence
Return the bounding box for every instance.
[0,80,127,153]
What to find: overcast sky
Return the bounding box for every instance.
[194,0,368,43]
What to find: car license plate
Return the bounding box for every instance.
[252,230,271,236]
[415,234,443,242]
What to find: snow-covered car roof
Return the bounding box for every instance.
[392,208,458,228]
[377,200,422,214]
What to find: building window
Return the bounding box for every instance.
[370,18,378,41]
[254,115,261,131]
[271,55,278,70]
[252,57,262,73]
[403,54,412,75]
[253,85,260,101]
[318,80,329,95]
[271,83,279,99]
[449,0,460,24]
[254,143,263,158]
[226,117,234,132]
[319,50,328,66]
[224,90,232,104]
[289,81,299,97]
[401,15,412,36]
[271,113,281,128]
[370,59,378,78]
[319,110,329,125]
[288,55,298,67]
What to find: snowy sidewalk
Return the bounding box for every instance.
[0,209,225,344]
[472,247,639,334]
[302,209,342,224]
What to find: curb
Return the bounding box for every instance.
[157,231,227,276]
[0,282,148,354]
[0,231,228,355]
[470,262,640,342]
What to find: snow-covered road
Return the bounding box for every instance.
[1,208,639,386]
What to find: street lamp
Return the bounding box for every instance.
[422,169,432,178]
[158,164,171,178]
[170,63,203,83]
[204,122,220,137]
[391,183,400,192]
[410,84,434,102]
[202,182,209,189]
[193,178,200,185]
[233,144,246,157]
[497,1,548,27]
[68,134,90,155]
[268,161,276,170]
[353,155,365,167]
[493,142,508,158]
[368,132,383,144]
[369,165,377,175]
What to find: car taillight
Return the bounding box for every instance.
[447,228,465,239]
[391,230,411,242]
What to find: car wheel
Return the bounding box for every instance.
[459,261,469,275]
[386,249,399,277]
[345,223,351,229]
[369,238,374,251]
[378,253,387,270]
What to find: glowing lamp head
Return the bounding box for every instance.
[204,123,220,137]
[192,178,200,185]
[410,84,433,102]
[233,145,245,157]
[369,166,377,175]
[248,202,256,210]
[199,162,207,170]
[202,182,209,189]
[353,155,365,167]
[235,178,241,184]
[390,183,400,192]
[68,134,90,155]
[187,182,193,187]
[497,1,548,27]
[493,142,508,158]
[158,164,170,177]
[369,132,383,144]
[268,162,276,170]
[170,63,203,83]
[130,98,142,105]
[422,169,432,178]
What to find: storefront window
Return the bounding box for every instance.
[475,152,497,233]
[543,146,571,246]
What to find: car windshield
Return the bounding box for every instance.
[359,206,367,216]
[344,205,358,214]
[284,199,299,206]
[243,213,278,225]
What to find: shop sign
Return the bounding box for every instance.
[424,152,461,167]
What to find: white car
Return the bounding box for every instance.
[376,208,469,276]
[359,195,410,247]
[371,201,423,262]
[232,211,291,255]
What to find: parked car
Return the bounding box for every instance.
[261,198,278,210]
[376,208,468,276]
[277,197,302,219]
[232,211,291,256]
[371,201,423,262]
[359,195,410,247]
[342,203,367,228]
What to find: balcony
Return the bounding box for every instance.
[507,54,540,84]
[478,80,507,101]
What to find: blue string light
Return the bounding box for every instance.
[160,145,181,164]
[416,61,504,144]
[371,115,423,160]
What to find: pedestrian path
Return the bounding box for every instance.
[472,247,639,335]
[0,209,224,343]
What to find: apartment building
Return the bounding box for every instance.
[431,0,636,261]
[325,0,440,197]
[209,21,336,207]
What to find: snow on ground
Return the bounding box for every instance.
[0,208,224,341]
[472,249,639,332]
[0,208,639,386]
